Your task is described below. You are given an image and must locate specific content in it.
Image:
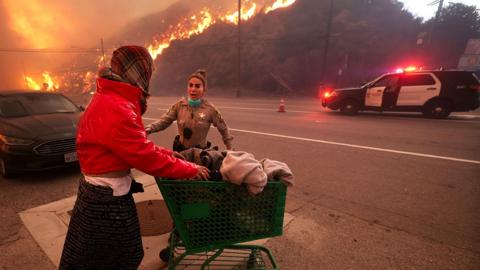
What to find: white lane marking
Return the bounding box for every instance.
[149,104,479,119]
[153,106,316,114]
[149,102,480,118]
[229,128,480,165]
[220,106,314,113]
[450,115,479,119]
[143,117,479,164]
[148,101,283,107]
[152,107,480,121]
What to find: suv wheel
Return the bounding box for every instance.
[340,100,359,115]
[0,158,16,179]
[422,100,451,119]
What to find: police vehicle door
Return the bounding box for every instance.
[365,75,393,107]
[396,73,440,106]
[382,75,400,109]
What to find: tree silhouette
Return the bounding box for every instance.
[145,0,479,96]
[426,3,480,68]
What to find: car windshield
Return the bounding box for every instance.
[0,93,78,117]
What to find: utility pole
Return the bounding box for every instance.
[427,0,444,47]
[320,0,334,84]
[426,0,443,67]
[236,0,242,98]
[101,38,106,66]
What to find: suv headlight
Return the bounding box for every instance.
[0,134,34,146]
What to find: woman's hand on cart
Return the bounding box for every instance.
[193,165,210,181]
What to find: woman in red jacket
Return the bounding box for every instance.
[59,45,209,270]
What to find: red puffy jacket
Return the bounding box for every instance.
[76,78,198,178]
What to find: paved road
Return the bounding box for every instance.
[1,96,479,269]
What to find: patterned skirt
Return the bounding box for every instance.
[59,177,143,270]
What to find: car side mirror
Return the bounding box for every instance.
[79,105,85,112]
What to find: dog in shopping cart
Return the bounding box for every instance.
[179,147,226,181]
[179,147,294,195]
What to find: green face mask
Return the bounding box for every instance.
[188,98,202,107]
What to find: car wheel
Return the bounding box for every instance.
[422,100,451,119]
[340,100,359,115]
[0,158,16,179]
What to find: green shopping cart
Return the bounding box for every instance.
[155,179,287,270]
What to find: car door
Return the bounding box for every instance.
[365,75,392,107]
[396,73,440,106]
[382,75,400,109]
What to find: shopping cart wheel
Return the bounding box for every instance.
[159,247,170,262]
[247,249,262,268]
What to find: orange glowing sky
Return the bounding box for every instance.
[6,1,71,48]
[0,0,297,91]
[0,0,178,90]
[3,0,177,49]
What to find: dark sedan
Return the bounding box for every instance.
[0,90,83,178]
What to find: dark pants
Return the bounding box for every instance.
[59,178,144,270]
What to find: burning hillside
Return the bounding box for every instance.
[14,0,296,92]
[7,0,462,96]
[147,0,295,60]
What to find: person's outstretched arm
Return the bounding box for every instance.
[145,103,178,134]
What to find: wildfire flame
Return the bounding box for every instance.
[82,71,95,94]
[23,0,296,91]
[24,76,41,91]
[147,0,296,60]
[42,72,59,91]
[23,72,59,91]
[222,3,258,24]
[264,0,296,14]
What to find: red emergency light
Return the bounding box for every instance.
[395,66,419,73]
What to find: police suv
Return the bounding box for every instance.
[321,70,480,118]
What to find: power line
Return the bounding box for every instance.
[0,48,107,54]
[0,33,333,54]
[52,65,98,74]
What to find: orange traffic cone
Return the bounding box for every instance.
[278,98,286,112]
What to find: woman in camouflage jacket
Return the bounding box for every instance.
[146,69,233,151]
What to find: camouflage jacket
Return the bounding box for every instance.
[146,98,233,149]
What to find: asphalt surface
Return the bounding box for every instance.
[0,96,479,269]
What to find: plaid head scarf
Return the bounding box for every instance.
[110,45,153,93]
